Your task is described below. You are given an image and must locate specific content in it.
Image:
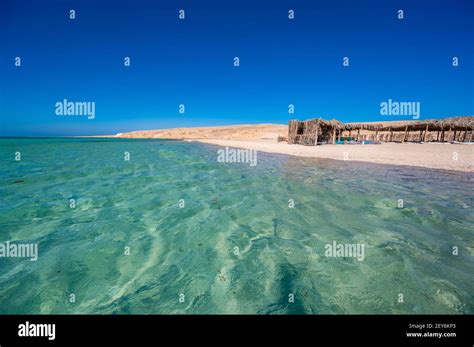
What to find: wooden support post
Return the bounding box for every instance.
[403,126,409,142]
[375,130,378,141]
[436,130,440,142]
[288,121,294,144]
[448,126,452,142]
[357,129,360,141]
[441,128,445,142]
[332,127,336,144]
[423,124,429,142]
[463,126,468,142]
[314,125,319,145]
[389,127,393,142]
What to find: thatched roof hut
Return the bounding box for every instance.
[288,118,345,145]
[288,116,474,145]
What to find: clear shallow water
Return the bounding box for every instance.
[0,138,472,314]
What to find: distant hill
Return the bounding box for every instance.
[114,124,288,140]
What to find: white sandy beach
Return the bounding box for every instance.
[114,124,473,172]
[195,139,473,172]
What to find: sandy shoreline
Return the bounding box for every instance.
[193,139,473,173]
[112,123,473,172]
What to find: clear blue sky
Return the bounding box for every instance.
[1,0,473,136]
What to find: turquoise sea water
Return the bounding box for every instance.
[0,138,472,314]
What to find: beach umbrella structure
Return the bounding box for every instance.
[288,116,474,145]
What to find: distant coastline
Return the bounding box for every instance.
[105,120,473,173]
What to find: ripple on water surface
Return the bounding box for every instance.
[0,138,472,314]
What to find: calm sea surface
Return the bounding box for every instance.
[0,138,472,313]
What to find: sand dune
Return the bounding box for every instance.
[115,124,288,141]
